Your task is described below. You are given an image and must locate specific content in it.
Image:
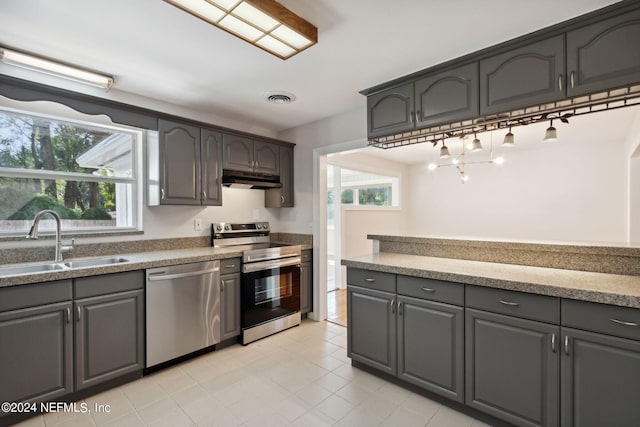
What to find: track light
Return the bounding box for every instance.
[470,133,483,152]
[503,126,515,146]
[0,46,114,90]
[439,143,450,159]
[543,120,558,142]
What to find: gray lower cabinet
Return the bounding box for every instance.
[75,289,144,390]
[480,35,565,115]
[465,308,559,427]
[566,8,640,97]
[220,258,241,341]
[347,285,396,375]
[397,295,464,402]
[560,299,640,427]
[300,249,312,314]
[220,273,241,341]
[0,300,73,406]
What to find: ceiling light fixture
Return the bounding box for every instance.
[503,126,515,146]
[164,0,318,60]
[543,119,558,142]
[470,133,483,152]
[427,131,504,184]
[0,46,114,91]
[439,142,450,159]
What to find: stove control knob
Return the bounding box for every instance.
[216,225,222,231]
[256,224,262,229]
[225,225,231,231]
[263,223,269,229]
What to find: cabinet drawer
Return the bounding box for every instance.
[397,275,464,306]
[0,280,72,312]
[75,270,144,299]
[347,268,396,293]
[220,258,241,274]
[466,286,560,324]
[301,250,312,263]
[562,299,640,341]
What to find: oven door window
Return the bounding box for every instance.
[242,264,300,328]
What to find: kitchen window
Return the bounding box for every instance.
[0,105,142,236]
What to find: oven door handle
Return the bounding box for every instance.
[243,257,302,273]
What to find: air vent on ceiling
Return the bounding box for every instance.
[265,91,296,104]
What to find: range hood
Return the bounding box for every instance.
[222,169,282,189]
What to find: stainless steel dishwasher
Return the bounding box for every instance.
[146,260,220,367]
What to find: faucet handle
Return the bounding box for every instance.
[62,238,75,253]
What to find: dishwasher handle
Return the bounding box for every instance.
[148,267,219,281]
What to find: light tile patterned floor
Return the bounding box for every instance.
[14,320,490,427]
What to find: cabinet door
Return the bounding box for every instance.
[158,119,201,205]
[253,140,279,175]
[480,35,565,115]
[220,273,241,341]
[75,290,144,390]
[567,8,640,97]
[347,285,396,375]
[0,302,73,404]
[465,308,559,427]
[265,145,294,208]
[222,134,254,172]
[561,327,640,427]
[201,128,223,206]
[397,296,464,403]
[300,261,312,314]
[415,62,479,128]
[367,82,415,138]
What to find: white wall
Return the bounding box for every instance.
[627,109,640,243]
[407,120,632,243]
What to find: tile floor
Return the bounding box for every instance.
[14,320,489,427]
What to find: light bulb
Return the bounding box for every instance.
[452,157,460,165]
[493,156,505,165]
[428,163,438,171]
[461,174,469,183]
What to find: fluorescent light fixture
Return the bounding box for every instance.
[0,46,114,90]
[164,0,318,59]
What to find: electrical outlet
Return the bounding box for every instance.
[194,218,202,231]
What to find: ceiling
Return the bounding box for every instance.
[0,0,624,136]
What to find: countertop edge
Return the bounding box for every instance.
[342,255,640,309]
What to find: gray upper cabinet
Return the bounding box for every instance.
[158,119,201,205]
[223,134,280,176]
[265,145,294,208]
[367,82,415,138]
[466,308,559,427]
[155,119,222,206]
[201,128,223,206]
[480,35,566,115]
[415,62,479,128]
[566,8,640,97]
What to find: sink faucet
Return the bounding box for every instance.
[26,210,75,262]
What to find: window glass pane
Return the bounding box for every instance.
[0,109,134,178]
[341,189,353,204]
[358,187,390,206]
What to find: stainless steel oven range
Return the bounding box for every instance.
[212,222,301,345]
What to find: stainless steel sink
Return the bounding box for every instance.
[63,257,129,269]
[0,262,68,276]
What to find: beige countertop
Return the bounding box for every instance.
[342,252,640,308]
[0,247,244,288]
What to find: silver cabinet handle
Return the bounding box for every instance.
[570,71,575,88]
[551,333,556,353]
[415,109,421,122]
[558,74,563,91]
[610,318,639,327]
[160,188,165,200]
[499,299,520,307]
[421,287,435,292]
[281,195,285,204]
[225,264,236,268]
[255,161,259,168]
[564,335,570,355]
[77,305,81,322]
[391,299,395,314]
[202,191,207,200]
[66,307,71,324]
[221,281,225,292]
[398,301,403,316]
[364,278,375,282]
